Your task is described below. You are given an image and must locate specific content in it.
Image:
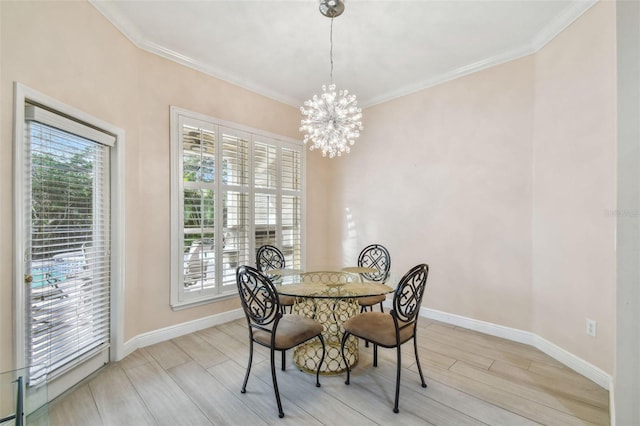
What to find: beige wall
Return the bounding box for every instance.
[328,2,616,373]
[532,1,616,373]
[331,56,535,331]
[130,51,304,338]
[0,1,305,370]
[305,156,337,265]
[533,2,616,373]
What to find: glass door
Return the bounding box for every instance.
[22,104,112,397]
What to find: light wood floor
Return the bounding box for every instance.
[47,318,609,425]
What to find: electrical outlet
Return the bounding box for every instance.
[586,319,597,337]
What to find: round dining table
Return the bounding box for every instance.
[273,268,394,375]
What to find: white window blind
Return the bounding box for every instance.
[177,118,253,303]
[253,138,303,269]
[25,104,111,385]
[254,141,278,251]
[182,124,216,292]
[281,147,302,267]
[171,108,305,308]
[220,127,250,290]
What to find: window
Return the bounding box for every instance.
[170,107,304,308]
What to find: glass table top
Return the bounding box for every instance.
[269,267,395,299]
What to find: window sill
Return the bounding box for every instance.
[171,290,238,311]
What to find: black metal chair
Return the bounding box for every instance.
[256,244,295,314]
[236,265,326,418]
[340,263,429,414]
[357,244,391,313]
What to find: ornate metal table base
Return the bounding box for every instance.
[293,296,359,375]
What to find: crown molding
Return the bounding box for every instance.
[531,0,598,51]
[135,39,301,107]
[363,0,597,108]
[89,0,301,108]
[90,0,598,110]
[90,0,145,49]
[361,45,536,108]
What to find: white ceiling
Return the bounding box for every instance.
[90,0,595,108]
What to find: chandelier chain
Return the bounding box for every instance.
[330,17,334,85]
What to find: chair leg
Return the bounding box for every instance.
[340,332,351,385]
[413,335,427,388]
[270,346,285,418]
[373,344,378,367]
[281,349,286,371]
[393,344,402,413]
[361,305,370,347]
[316,335,326,387]
[241,338,254,393]
[378,301,384,313]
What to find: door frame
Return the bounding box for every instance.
[12,82,125,399]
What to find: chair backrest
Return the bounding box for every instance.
[392,264,429,323]
[236,265,281,327]
[256,245,285,273]
[358,244,391,283]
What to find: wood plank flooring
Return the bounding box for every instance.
[46,318,609,425]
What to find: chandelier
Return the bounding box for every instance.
[300,0,363,158]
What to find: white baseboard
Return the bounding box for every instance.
[121,308,244,358]
[412,306,612,390]
[609,377,616,426]
[420,307,533,345]
[531,333,611,390]
[121,302,612,392]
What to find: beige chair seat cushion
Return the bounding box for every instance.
[357,294,386,307]
[278,294,295,306]
[343,312,414,347]
[253,315,322,350]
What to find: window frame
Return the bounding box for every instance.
[13,82,126,401]
[170,106,306,309]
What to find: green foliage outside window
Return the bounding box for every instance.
[31,150,93,260]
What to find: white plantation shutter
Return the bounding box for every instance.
[281,147,302,268]
[281,147,301,191]
[254,141,278,250]
[181,123,216,294]
[254,141,277,189]
[252,139,303,269]
[171,107,305,307]
[220,128,250,290]
[25,104,112,385]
